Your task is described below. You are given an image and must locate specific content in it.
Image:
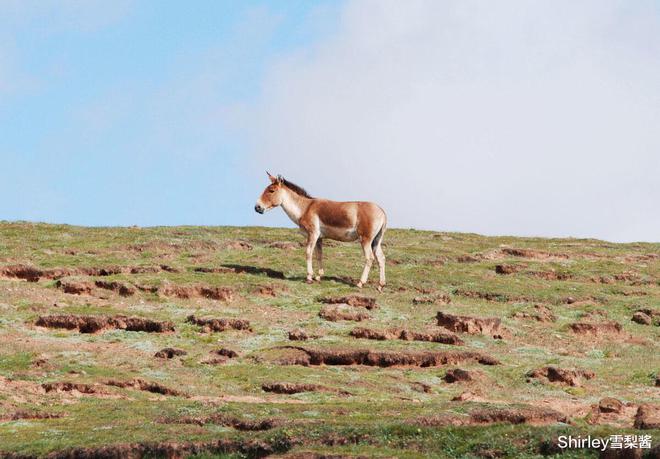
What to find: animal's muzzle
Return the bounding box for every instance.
[254,204,264,214]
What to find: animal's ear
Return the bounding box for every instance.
[267,171,276,183]
[276,175,284,184]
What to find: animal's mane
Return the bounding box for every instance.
[280,177,313,198]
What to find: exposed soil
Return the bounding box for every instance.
[456,255,480,263]
[154,348,187,359]
[632,308,659,326]
[499,248,569,261]
[185,315,252,332]
[350,327,463,345]
[55,279,94,295]
[436,312,506,338]
[470,405,568,425]
[568,321,625,337]
[319,295,378,310]
[633,404,660,429]
[42,382,103,395]
[527,366,595,387]
[512,305,556,322]
[267,241,300,250]
[222,240,253,250]
[0,411,63,422]
[288,328,311,341]
[106,378,184,397]
[263,346,499,368]
[443,368,482,383]
[319,305,370,322]
[0,439,279,459]
[412,294,451,305]
[159,282,235,301]
[0,264,176,283]
[529,270,572,281]
[453,289,513,302]
[212,348,239,358]
[261,382,347,395]
[160,413,279,431]
[495,264,525,275]
[94,280,136,297]
[35,314,175,333]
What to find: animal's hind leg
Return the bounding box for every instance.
[305,232,319,284]
[357,238,374,288]
[314,239,323,282]
[374,244,386,291]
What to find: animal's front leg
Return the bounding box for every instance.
[314,239,323,282]
[305,233,319,283]
[356,240,374,288]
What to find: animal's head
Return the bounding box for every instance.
[255,172,286,214]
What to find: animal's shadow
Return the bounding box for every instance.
[221,263,355,286]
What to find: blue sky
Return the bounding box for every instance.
[0,1,342,226]
[1,1,659,242]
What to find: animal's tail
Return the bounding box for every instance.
[371,221,386,251]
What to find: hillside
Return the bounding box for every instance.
[0,222,658,458]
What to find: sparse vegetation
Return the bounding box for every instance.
[0,222,658,458]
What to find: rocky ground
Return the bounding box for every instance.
[0,222,658,458]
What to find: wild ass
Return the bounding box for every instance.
[255,172,387,290]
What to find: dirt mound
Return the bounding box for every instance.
[443,368,482,383]
[319,305,370,322]
[456,255,480,263]
[527,366,595,387]
[0,439,279,459]
[634,404,660,429]
[95,280,136,297]
[159,283,235,301]
[288,329,311,341]
[161,413,279,431]
[470,405,567,425]
[495,264,525,275]
[569,321,624,337]
[221,240,253,250]
[512,304,556,322]
[1,411,63,421]
[598,397,624,414]
[436,312,506,338]
[319,295,378,310]
[412,294,451,305]
[529,270,572,281]
[262,382,323,394]
[154,348,187,359]
[35,314,175,334]
[55,279,95,295]
[267,241,300,250]
[0,264,44,282]
[350,327,463,345]
[186,315,252,332]
[42,382,103,395]
[500,248,569,260]
[632,308,659,326]
[453,289,512,302]
[212,348,239,358]
[106,378,183,396]
[263,346,499,368]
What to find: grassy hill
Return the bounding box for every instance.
[0,222,658,458]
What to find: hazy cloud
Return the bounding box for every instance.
[237,0,660,242]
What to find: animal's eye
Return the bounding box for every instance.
[267,188,274,193]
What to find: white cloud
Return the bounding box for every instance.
[237,0,660,242]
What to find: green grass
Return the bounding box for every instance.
[0,222,658,458]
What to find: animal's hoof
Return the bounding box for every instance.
[377,285,383,293]
[356,282,363,288]
[305,277,313,284]
[314,276,321,282]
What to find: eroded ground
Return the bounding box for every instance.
[0,222,658,458]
